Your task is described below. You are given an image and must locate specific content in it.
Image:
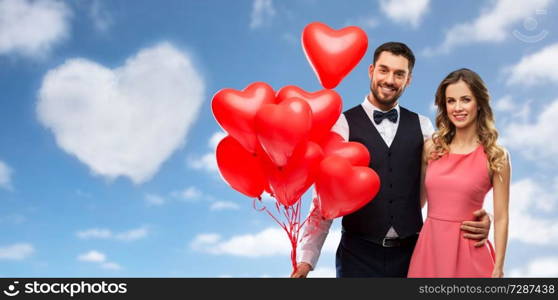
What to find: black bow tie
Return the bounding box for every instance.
[373,109,398,124]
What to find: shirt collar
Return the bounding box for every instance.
[361,95,400,114]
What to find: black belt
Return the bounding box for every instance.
[342,230,418,248]
[377,235,418,247]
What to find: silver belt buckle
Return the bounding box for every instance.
[382,237,391,247]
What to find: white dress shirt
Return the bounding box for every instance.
[298,96,434,269]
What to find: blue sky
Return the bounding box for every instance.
[0,0,557,277]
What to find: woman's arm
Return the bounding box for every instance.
[420,139,433,209]
[491,152,511,277]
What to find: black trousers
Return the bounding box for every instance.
[335,232,418,278]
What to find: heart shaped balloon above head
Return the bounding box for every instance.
[216,136,268,198]
[255,97,312,167]
[262,142,324,207]
[320,131,371,167]
[276,86,342,143]
[211,82,276,154]
[302,22,368,89]
[315,155,380,220]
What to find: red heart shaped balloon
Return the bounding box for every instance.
[319,131,344,146]
[255,97,312,167]
[212,82,276,154]
[320,131,370,167]
[302,22,368,89]
[262,142,323,207]
[315,156,380,219]
[276,86,342,143]
[216,136,268,198]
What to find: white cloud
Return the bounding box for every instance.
[209,201,240,211]
[145,194,165,206]
[344,15,379,30]
[379,0,430,28]
[509,256,558,277]
[77,250,106,263]
[75,189,92,198]
[191,227,341,257]
[0,243,34,260]
[187,131,226,173]
[321,229,342,254]
[171,186,204,203]
[76,226,149,242]
[484,177,558,246]
[500,99,558,164]
[260,192,276,203]
[37,42,205,184]
[77,250,122,270]
[190,233,221,251]
[250,0,275,29]
[495,96,532,125]
[494,95,515,112]
[208,131,227,149]
[100,261,122,270]
[179,186,203,200]
[76,228,112,239]
[281,33,297,45]
[505,43,558,86]
[115,227,148,241]
[187,153,217,173]
[151,186,213,206]
[199,191,246,211]
[424,0,552,55]
[191,228,290,257]
[154,186,232,210]
[89,0,111,32]
[0,0,71,57]
[0,160,13,190]
[308,267,336,278]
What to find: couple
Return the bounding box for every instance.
[292,42,510,278]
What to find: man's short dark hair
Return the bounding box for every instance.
[373,42,415,73]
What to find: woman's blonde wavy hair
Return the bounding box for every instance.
[430,68,507,177]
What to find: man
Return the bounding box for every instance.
[291,42,491,278]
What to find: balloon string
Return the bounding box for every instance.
[265,208,287,232]
[298,204,317,230]
[253,195,309,273]
[252,198,266,212]
[253,197,287,231]
[287,200,303,272]
[283,205,291,221]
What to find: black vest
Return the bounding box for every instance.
[342,105,423,239]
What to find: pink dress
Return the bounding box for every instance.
[407,144,495,277]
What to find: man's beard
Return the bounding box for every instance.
[370,81,405,107]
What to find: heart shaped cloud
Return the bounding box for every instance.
[37,42,205,184]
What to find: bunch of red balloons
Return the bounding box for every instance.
[212,22,380,220]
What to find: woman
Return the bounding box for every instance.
[407,68,510,278]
